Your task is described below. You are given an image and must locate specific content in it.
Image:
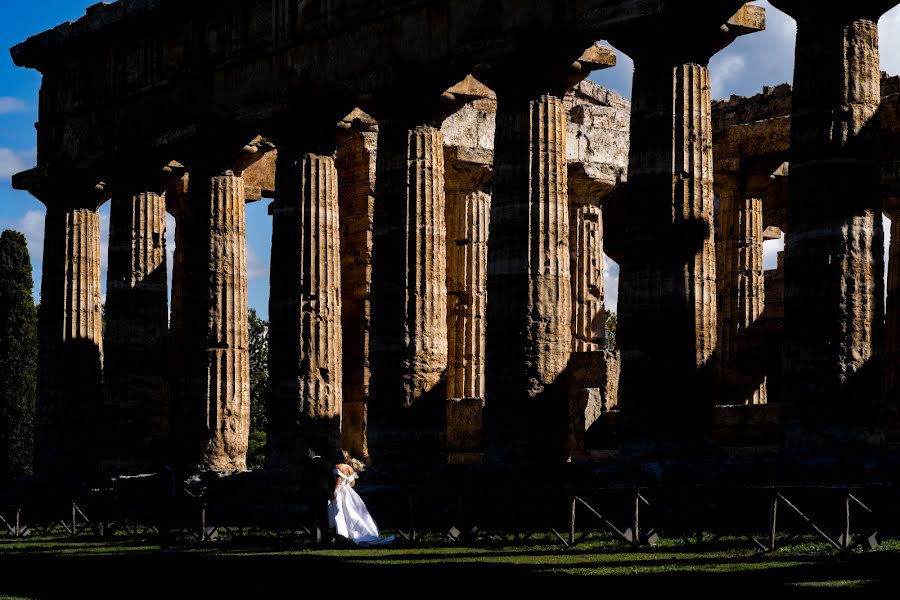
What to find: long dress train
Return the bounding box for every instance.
[327,469,395,546]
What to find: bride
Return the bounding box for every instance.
[328,452,394,546]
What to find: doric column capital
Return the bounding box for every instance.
[608,3,765,65]
[363,75,493,129]
[182,134,275,177]
[107,160,186,197]
[567,162,617,206]
[444,146,493,194]
[473,43,615,101]
[12,167,110,210]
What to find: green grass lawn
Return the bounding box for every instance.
[1,534,898,597]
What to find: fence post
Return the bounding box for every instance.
[569,498,576,546]
[843,495,851,550]
[768,495,778,550]
[633,493,640,547]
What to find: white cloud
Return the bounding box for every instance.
[708,2,796,100]
[711,54,747,99]
[0,97,27,114]
[16,209,45,263]
[758,0,797,42]
[881,7,900,76]
[590,45,634,100]
[604,255,620,312]
[247,244,268,282]
[0,148,36,179]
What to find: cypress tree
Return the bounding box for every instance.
[0,229,38,479]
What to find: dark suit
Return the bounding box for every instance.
[305,455,335,544]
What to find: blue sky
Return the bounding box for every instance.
[1,1,899,317]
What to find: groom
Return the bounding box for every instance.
[305,447,335,546]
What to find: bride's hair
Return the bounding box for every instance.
[342,449,366,473]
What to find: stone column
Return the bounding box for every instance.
[174,168,250,472]
[445,152,491,461]
[771,1,890,434]
[565,166,618,459]
[886,210,900,410]
[616,60,718,451]
[268,150,343,467]
[369,120,448,458]
[570,200,605,352]
[716,176,767,406]
[484,92,572,460]
[335,121,378,461]
[34,205,103,474]
[102,189,169,474]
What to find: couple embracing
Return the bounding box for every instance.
[306,448,395,547]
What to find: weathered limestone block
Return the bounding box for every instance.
[566,349,620,456]
[336,119,378,461]
[569,388,603,456]
[616,62,718,450]
[446,397,484,462]
[102,190,169,474]
[771,0,887,432]
[604,351,620,411]
[369,122,448,457]
[716,178,767,406]
[34,206,103,474]
[174,170,250,472]
[268,152,343,467]
[485,93,572,460]
[565,80,631,194]
[441,98,497,155]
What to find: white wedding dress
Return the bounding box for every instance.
[328,469,395,546]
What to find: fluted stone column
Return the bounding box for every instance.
[885,210,900,410]
[445,153,491,460]
[446,190,490,400]
[102,190,169,474]
[485,93,572,460]
[268,151,343,467]
[369,121,448,458]
[771,1,891,435]
[335,125,377,461]
[716,177,767,406]
[616,61,717,450]
[570,201,605,352]
[34,206,103,474]
[175,169,250,472]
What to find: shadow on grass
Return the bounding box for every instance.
[0,540,898,598]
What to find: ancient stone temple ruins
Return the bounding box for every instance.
[8,0,900,476]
